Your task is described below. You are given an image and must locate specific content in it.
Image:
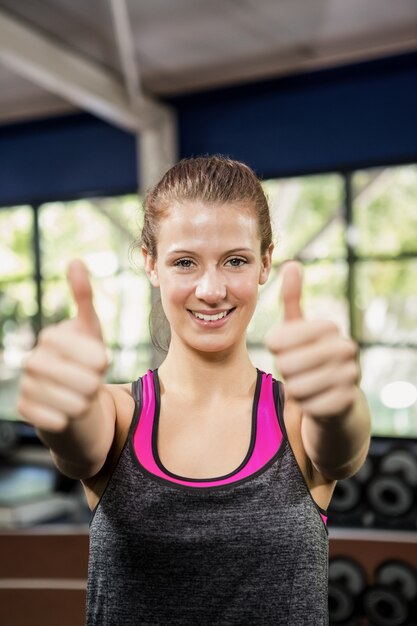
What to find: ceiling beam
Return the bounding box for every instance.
[109,0,143,109]
[0,8,167,132]
[108,0,178,191]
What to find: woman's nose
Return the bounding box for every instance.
[195,269,227,302]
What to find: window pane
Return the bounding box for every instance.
[43,271,151,349]
[0,206,36,422]
[353,165,417,256]
[302,262,349,336]
[39,197,152,380]
[355,260,417,344]
[67,270,151,358]
[0,282,36,421]
[0,206,33,280]
[42,279,71,324]
[109,345,152,384]
[360,347,417,438]
[40,196,140,279]
[247,267,280,345]
[248,260,349,378]
[249,260,349,342]
[263,174,345,262]
[247,346,276,377]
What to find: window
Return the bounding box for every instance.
[248,164,417,438]
[353,165,417,437]
[0,206,36,421]
[0,196,152,430]
[1,164,416,438]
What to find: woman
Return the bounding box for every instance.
[17,156,371,625]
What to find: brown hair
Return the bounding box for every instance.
[141,155,273,257]
[137,155,273,352]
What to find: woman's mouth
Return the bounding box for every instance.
[187,308,236,327]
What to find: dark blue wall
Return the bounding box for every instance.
[0,52,416,205]
[0,114,137,206]
[169,52,417,179]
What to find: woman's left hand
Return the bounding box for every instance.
[265,261,360,420]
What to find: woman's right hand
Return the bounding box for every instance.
[16,259,109,433]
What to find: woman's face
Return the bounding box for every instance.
[143,201,273,355]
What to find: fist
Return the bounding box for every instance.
[265,261,359,419]
[16,259,109,432]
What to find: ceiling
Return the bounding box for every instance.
[0,0,416,128]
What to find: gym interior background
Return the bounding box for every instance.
[0,2,416,625]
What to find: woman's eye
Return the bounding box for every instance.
[227,258,247,267]
[174,258,194,269]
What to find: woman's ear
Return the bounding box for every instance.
[259,243,274,285]
[142,246,160,288]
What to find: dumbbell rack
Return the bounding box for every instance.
[328,437,417,532]
[329,528,417,625]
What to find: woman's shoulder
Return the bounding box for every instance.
[81,380,137,510]
[103,381,135,429]
[104,380,139,448]
[105,380,133,400]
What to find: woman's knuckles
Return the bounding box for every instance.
[24,353,101,395]
[24,348,56,375]
[302,387,357,418]
[27,331,107,375]
[292,384,357,418]
[266,319,339,353]
[285,360,359,398]
[276,334,357,378]
[19,372,98,420]
[22,354,102,397]
[283,360,359,419]
[16,398,68,431]
[38,319,105,353]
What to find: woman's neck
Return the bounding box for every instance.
[157,341,257,402]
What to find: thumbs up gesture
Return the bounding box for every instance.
[16,259,109,433]
[67,259,104,341]
[265,261,359,420]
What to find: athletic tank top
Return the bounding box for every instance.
[86,369,329,625]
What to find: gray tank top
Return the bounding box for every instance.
[86,369,329,625]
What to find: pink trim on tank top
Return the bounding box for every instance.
[132,370,283,488]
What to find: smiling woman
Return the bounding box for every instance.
[15,155,371,626]
[139,156,274,355]
[142,198,272,356]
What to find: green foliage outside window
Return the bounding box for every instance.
[0,166,416,436]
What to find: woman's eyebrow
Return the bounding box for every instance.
[224,248,255,255]
[167,247,255,255]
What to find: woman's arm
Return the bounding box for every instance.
[266,262,372,481]
[37,385,116,480]
[16,259,116,480]
[300,388,371,480]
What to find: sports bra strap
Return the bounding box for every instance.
[272,379,286,435]
[131,377,143,404]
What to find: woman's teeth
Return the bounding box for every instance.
[191,310,229,321]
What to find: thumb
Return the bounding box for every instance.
[67,259,103,341]
[281,261,303,321]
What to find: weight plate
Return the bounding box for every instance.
[367,475,414,517]
[376,561,417,603]
[329,557,367,596]
[380,449,417,487]
[328,583,355,623]
[363,585,408,626]
[329,479,361,513]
